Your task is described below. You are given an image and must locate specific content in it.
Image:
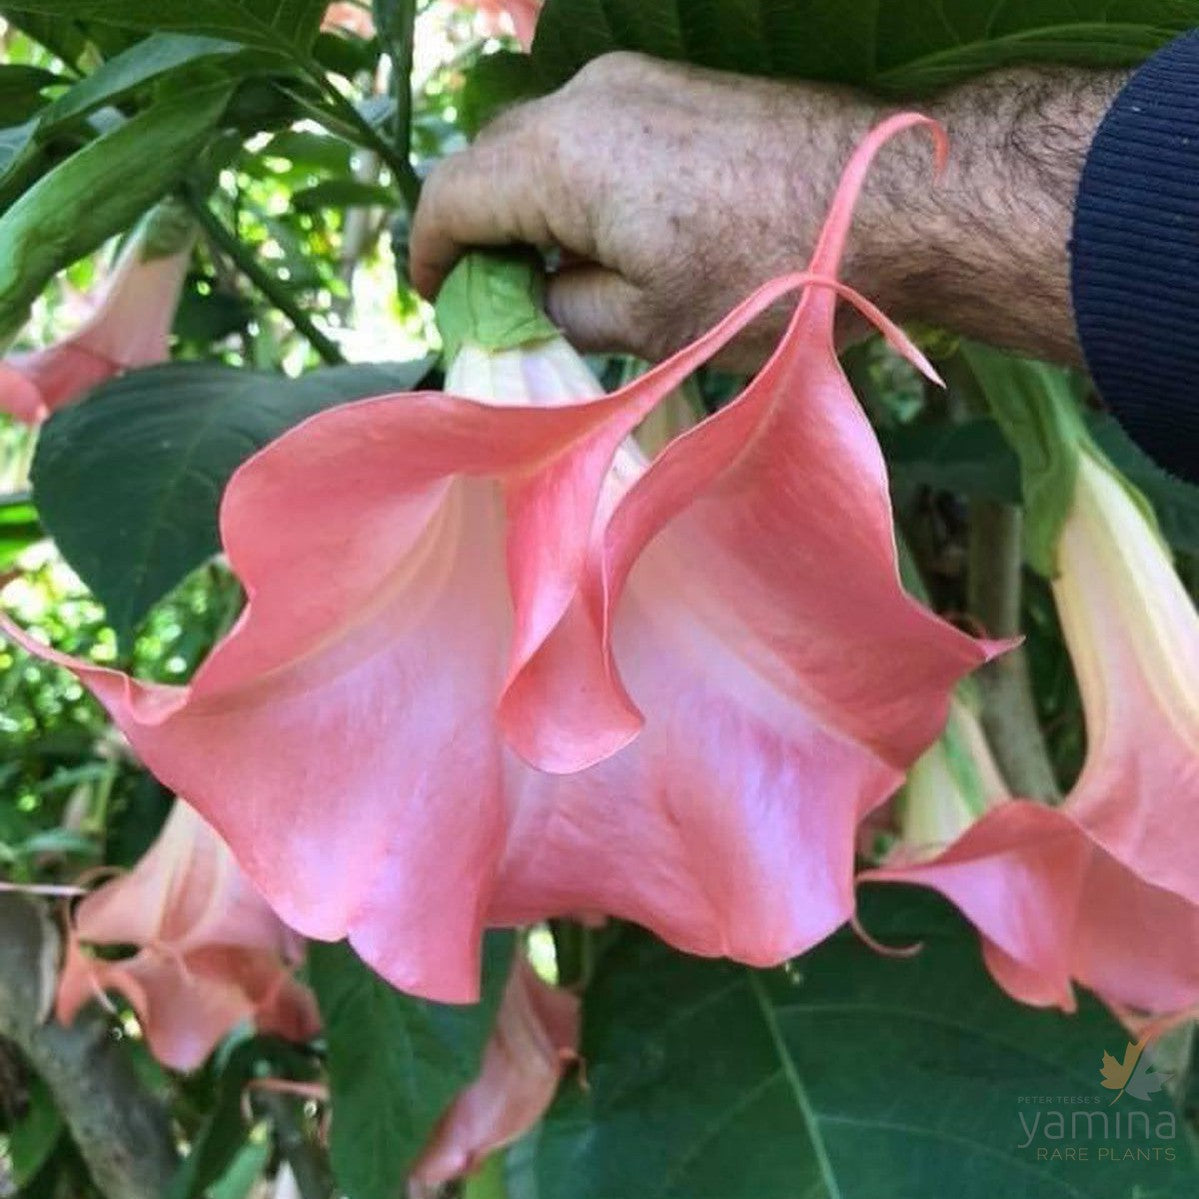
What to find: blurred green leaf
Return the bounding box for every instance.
[530,0,1199,93]
[0,78,233,342]
[0,492,43,568]
[0,1,329,53]
[7,1077,64,1187]
[882,412,1199,555]
[0,65,60,125]
[882,417,1022,504]
[310,933,514,1199]
[290,177,397,211]
[518,889,1198,1199]
[167,1038,315,1199]
[460,51,539,137]
[32,358,434,645]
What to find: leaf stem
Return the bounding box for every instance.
[186,196,345,366]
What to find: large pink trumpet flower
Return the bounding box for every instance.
[866,364,1199,1017]
[57,800,320,1071]
[0,206,193,425]
[4,114,1002,1002]
[410,955,578,1191]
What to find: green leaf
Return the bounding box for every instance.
[310,933,515,1199]
[167,1038,316,1199]
[0,117,47,207]
[37,33,249,136]
[530,0,1199,92]
[0,491,42,569]
[0,79,233,343]
[1,1,329,53]
[290,178,398,211]
[881,417,1022,504]
[31,358,434,644]
[436,252,559,363]
[8,1076,64,1187]
[0,65,60,125]
[881,411,1199,556]
[958,343,1166,576]
[519,889,1198,1199]
[460,51,540,137]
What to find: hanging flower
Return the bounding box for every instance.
[57,800,320,1071]
[864,350,1199,1017]
[322,3,375,37]
[410,955,578,1190]
[5,114,1003,1003]
[449,0,542,49]
[0,200,194,425]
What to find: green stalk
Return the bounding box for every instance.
[187,197,345,366]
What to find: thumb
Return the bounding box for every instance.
[545,266,644,355]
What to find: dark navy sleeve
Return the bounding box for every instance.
[1071,30,1199,483]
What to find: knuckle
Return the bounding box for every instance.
[569,50,645,89]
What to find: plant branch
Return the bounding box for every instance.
[385,0,420,212]
[0,896,178,1199]
[967,501,1062,802]
[186,196,345,366]
[300,60,421,213]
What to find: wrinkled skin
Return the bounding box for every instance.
[413,53,1121,368]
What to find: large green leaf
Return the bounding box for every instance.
[517,889,1197,1199]
[310,933,515,1199]
[31,359,433,644]
[1,1,328,53]
[529,0,1199,92]
[0,79,233,342]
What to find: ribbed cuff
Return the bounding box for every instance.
[1071,30,1199,483]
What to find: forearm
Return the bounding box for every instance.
[849,68,1125,363]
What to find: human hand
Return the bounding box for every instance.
[412,52,1121,369]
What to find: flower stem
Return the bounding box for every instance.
[187,197,345,366]
[967,500,1062,802]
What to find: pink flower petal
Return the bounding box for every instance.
[0,359,52,423]
[0,235,190,424]
[866,801,1199,1015]
[55,801,318,1069]
[865,449,1199,1018]
[410,956,578,1187]
[8,115,1003,1001]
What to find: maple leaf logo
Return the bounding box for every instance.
[1100,1037,1172,1104]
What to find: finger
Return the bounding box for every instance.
[545,265,644,355]
[410,111,575,299]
